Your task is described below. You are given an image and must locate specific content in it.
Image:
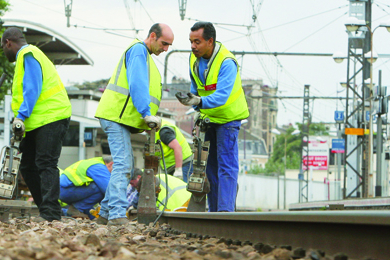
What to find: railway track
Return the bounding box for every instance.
[159,210,390,259]
[2,200,390,259]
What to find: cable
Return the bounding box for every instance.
[152,141,168,227]
[261,5,348,33]
[282,11,347,52]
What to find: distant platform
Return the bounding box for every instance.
[289,197,390,210]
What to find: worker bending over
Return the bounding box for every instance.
[94,23,174,226]
[127,170,191,212]
[178,22,249,212]
[59,156,113,219]
[155,119,193,182]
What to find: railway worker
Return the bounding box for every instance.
[154,119,193,182]
[59,156,113,219]
[177,22,249,212]
[1,27,71,222]
[126,170,191,213]
[94,23,174,226]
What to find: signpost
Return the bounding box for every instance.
[302,138,328,170]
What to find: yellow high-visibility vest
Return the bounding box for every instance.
[95,39,162,131]
[12,45,71,131]
[190,42,249,124]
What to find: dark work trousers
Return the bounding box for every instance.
[19,118,69,221]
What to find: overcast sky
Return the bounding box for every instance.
[3,0,390,127]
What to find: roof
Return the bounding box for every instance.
[2,18,93,66]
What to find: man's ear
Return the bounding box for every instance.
[207,37,214,46]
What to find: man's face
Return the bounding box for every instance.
[1,39,16,62]
[106,162,114,173]
[189,28,213,59]
[130,175,141,187]
[150,31,174,56]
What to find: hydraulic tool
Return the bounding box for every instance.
[0,120,23,199]
[175,92,211,212]
[137,122,161,224]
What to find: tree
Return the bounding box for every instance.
[0,1,13,100]
[249,122,330,175]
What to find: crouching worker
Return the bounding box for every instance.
[59,155,113,219]
[126,170,191,215]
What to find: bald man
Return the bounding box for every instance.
[95,23,174,226]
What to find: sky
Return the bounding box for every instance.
[3,0,390,127]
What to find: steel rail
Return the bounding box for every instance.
[160,210,390,259]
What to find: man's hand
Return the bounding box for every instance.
[12,118,25,136]
[175,167,183,177]
[143,115,161,130]
[177,93,201,106]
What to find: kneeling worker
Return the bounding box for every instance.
[60,155,113,219]
[127,170,191,212]
[156,119,193,182]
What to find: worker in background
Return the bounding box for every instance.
[1,27,71,222]
[177,22,249,212]
[155,119,193,182]
[59,155,113,219]
[94,23,174,226]
[126,170,191,213]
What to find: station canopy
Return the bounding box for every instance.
[2,18,93,66]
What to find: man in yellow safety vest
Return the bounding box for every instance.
[1,27,71,222]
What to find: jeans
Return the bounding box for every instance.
[166,160,193,183]
[99,119,133,220]
[59,182,104,219]
[205,120,240,212]
[182,160,193,183]
[19,118,69,221]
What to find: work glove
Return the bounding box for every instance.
[143,115,161,130]
[177,93,201,106]
[175,167,183,178]
[12,118,25,136]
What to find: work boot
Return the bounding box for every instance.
[107,218,128,226]
[67,205,89,219]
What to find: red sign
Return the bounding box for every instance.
[302,156,328,170]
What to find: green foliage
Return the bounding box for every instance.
[0,0,13,101]
[249,123,330,175]
[72,78,109,90]
[296,122,330,136]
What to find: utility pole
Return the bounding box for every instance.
[343,0,371,199]
[299,85,310,202]
[178,0,187,20]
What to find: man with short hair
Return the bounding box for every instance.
[95,23,174,225]
[178,22,249,212]
[1,27,71,222]
[59,155,113,219]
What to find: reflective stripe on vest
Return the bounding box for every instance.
[155,119,192,170]
[95,39,162,130]
[63,157,105,186]
[190,42,249,124]
[157,175,190,211]
[105,84,160,107]
[12,45,71,131]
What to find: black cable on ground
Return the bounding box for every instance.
[153,141,168,227]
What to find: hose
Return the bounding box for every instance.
[152,140,168,227]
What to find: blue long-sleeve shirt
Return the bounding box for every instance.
[190,57,237,110]
[16,45,43,121]
[126,42,152,117]
[60,164,111,194]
